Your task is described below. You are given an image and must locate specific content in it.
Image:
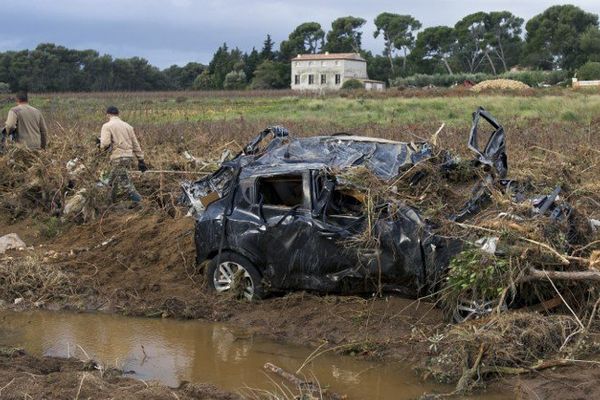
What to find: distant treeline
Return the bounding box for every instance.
[1,4,600,92]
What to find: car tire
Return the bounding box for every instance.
[207,251,264,300]
[451,298,507,323]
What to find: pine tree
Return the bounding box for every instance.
[261,34,275,60]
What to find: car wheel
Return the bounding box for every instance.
[207,251,263,300]
[452,298,507,323]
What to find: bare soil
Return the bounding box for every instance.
[0,210,598,399]
[0,347,240,400]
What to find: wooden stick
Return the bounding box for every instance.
[263,362,347,400]
[0,378,15,397]
[455,343,485,393]
[481,359,572,375]
[264,362,308,388]
[525,267,600,282]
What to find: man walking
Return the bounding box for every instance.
[100,106,147,203]
[4,92,48,150]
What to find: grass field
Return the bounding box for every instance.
[5,88,600,126]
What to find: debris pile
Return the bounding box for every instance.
[471,79,530,92]
[0,140,215,222]
[426,312,586,392]
[329,108,600,391]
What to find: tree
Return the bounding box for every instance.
[251,60,290,89]
[324,16,366,53]
[0,42,195,91]
[580,26,600,62]
[485,11,524,73]
[163,62,206,89]
[243,48,261,83]
[454,12,490,73]
[362,51,393,83]
[524,5,599,70]
[411,26,457,74]
[83,54,114,91]
[374,13,422,74]
[208,43,244,88]
[280,22,325,60]
[260,34,275,60]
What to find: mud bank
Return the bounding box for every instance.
[0,346,239,399]
[0,212,446,360]
[0,212,599,399]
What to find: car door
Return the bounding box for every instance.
[251,171,320,289]
[253,170,366,292]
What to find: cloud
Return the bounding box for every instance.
[0,0,598,68]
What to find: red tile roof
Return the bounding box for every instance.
[291,53,366,62]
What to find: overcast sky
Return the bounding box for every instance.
[2,1,599,68]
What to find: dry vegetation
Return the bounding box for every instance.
[0,89,599,398]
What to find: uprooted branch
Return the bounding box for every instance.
[524,267,600,282]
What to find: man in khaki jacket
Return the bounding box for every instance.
[4,92,48,150]
[100,106,147,203]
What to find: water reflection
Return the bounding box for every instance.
[0,311,510,400]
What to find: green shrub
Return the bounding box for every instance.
[578,62,600,80]
[192,71,216,90]
[0,82,9,93]
[501,70,569,86]
[393,73,489,88]
[341,79,364,90]
[223,71,247,90]
[392,70,569,88]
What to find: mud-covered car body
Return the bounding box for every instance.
[182,108,514,297]
[189,137,459,295]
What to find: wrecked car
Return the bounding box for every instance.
[182,108,594,318]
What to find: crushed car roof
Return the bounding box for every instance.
[239,135,433,180]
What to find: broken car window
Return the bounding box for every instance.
[327,189,364,217]
[256,174,304,207]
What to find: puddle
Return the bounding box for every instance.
[0,311,511,399]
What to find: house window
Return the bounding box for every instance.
[335,74,341,85]
[294,75,300,85]
[321,74,326,84]
[308,74,314,85]
[256,174,304,208]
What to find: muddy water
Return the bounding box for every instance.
[0,311,510,399]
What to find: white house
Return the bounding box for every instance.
[291,52,385,91]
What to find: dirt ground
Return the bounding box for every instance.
[0,209,599,399]
[0,346,240,400]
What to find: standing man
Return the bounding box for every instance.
[4,92,48,150]
[100,106,147,204]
